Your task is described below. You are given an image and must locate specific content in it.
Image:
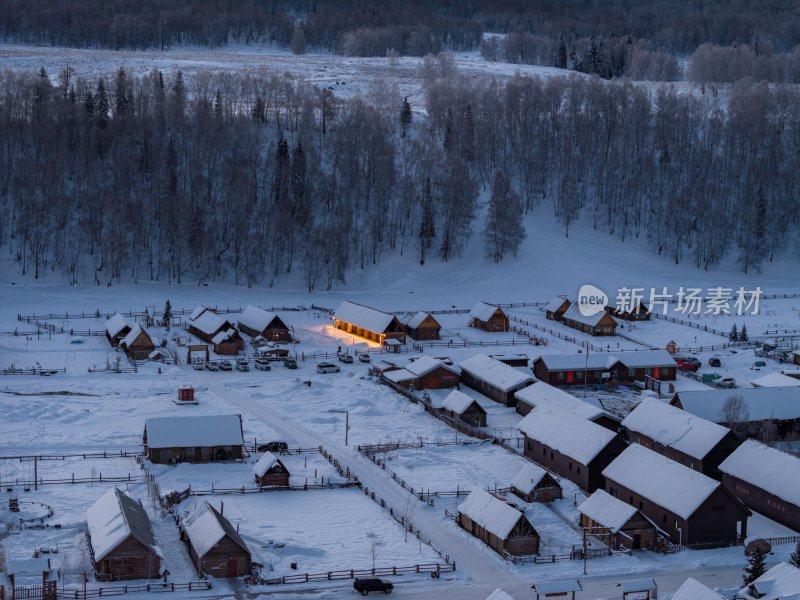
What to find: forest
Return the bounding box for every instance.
[0,63,797,288]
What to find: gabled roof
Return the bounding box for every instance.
[615,350,676,368]
[672,387,800,422]
[544,296,571,313]
[515,381,618,423]
[405,356,458,378]
[188,306,209,321]
[145,415,243,449]
[188,307,231,336]
[252,452,285,477]
[672,578,725,600]
[441,390,484,415]
[719,440,800,507]
[751,372,800,388]
[620,579,657,593]
[211,328,238,345]
[739,562,800,600]
[510,463,550,495]
[334,301,397,334]
[458,489,533,540]
[534,350,675,371]
[403,311,438,329]
[561,305,616,327]
[486,589,515,600]
[622,398,731,461]
[517,402,618,465]
[384,368,415,383]
[6,558,51,576]
[470,302,503,322]
[183,501,249,559]
[238,305,286,333]
[602,444,720,520]
[459,354,534,393]
[105,314,130,338]
[121,323,152,348]
[87,487,160,562]
[578,490,652,533]
[531,581,582,595]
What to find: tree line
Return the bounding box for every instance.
[0,66,797,289]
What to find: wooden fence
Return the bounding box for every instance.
[55,581,212,599]
[667,534,800,553]
[1,367,66,376]
[358,439,483,456]
[260,562,455,585]
[1,473,145,489]
[0,450,141,462]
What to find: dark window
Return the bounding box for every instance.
[711,505,726,513]
[639,501,643,510]
[542,447,546,456]
[629,496,634,505]
[662,514,667,524]
[550,452,554,460]
[577,466,581,475]
[569,462,573,471]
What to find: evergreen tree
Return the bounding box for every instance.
[400,97,412,134]
[162,300,172,330]
[291,142,308,226]
[114,67,129,117]
[789,539,800,568]
[84,89,95,119]
[743,546,767,585]
[95,78,109,128]
[556,36,568,69]
[214,88,222,118]
[170,70,186,121]
[484,169,526,262]
[252,96,265,123]
[729,323,739,342]
[418,175,435,265]
[739,324,748,342]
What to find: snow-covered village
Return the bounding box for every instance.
[2,2,800,600]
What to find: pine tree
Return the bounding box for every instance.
[85,90,95,119]
[400,97,412,134]
[484,170,526,263]
[743,546,767,585]
[162,300,172,330]
[95,78,109,129]
[739,324,748,342]
[252,96,265,123]
[418,175,435,265]
[114,67,129,118]
[789,539,800,568]
[556,36,568,69]
[214,88,222,118]
[729,323,739,342]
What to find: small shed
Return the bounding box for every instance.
[211,328,244,356]
[531,580,582,599]
[544,297,571,321]
[577,490,659,550]
[469,302,509,332]
[382,338,403,353]
[253,452,290,487]
[561,305,618,336]
[510,463,562,503]
[177,387,195,402]
[402,311,441,340]
[119,324,155,360]
[457,489,540,556]
[144,415,244,464]
[619,579,657,600]
[440,390,487,427]
[605,300,650,321]
[105,314,131,347]
[182,501,251,578]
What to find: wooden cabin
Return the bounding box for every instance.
[332,300,406,344]
[237,305,292,342]
[518,402,626,493]
[143,415,244,464]
[510,463,562,503]
[544,297,571,321]
[719,440,800,533]
[86,488,161,581]
[439,390,487,427]
[182,501,251,578]
[514,381,621,431]
[383,356,460,390]
[458,489,540,556]
[402,311,441,340]
[253,452,290,487]
[604,300,650,321]
[738,562,800,600]
[532,351,676,386]
[119,324,156,360]
[186,306,243,355]
[459,354,534,407]
[531,581,582,599]
[105,314,131,347]
[622,398,741,480]
[469,302,509,332]
[560,305,618,336]
[578,490,659,550]
[602,444,750,545]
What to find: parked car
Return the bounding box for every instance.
[219,360,233,371]
[709,356,722,367]
[254,358,271,371]
[235,359,249,372]
[676,358,699,372]
[717,377,737,388]
[317,362,340,374]
[358,352,371,363]
[257,441,288,453]
[353,578,393,595]
[192,361,205,371]
[338,353,354,364]
[205,361,220,371]
[283,357,298,369]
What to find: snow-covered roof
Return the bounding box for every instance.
[383,338,402,346]
[622,398,730,461]
[384,368,415,383]
[602,444,720,520]
[672,578,725,600]
[561,304,615,327]
[739,562,800,600]
[238,305,285,333]
[211,328,237,345]
[470,302,503,322]
[517,402,618,465]
[403,311,436,329]
[459,354,533,393]
[531,581,582,595]
[406,356,458,377]
[183,501,249,559]
[105,314,130,337]
[188,306,208,321]
[515,381,618,423]
[486,589,514,600]
[673,387,800,422]
[751,373,800,388]
[86,487,159,562]
[544,296,570,313]
[149,348,168,359]
[510,463,550,495]
[535,350,675,371]
[578,490,643,533]
[120,323,151,348]
[441,390,482,415]
[458,489,531,540]
[719,440,800,507]
[615,350,676,368]
[188,307,229,336]
[620,579,657,593]
[145,415,243,449]
[253,452,281,477]
[333,301,396,334]
[6,558,51,576]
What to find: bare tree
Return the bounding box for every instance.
[720,395,750,436]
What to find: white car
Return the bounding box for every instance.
[254,358,271,371]
[317,362,340,374]
[716,377,736,388]
[191,361,204,371]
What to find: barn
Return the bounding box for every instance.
[718,440,800,533]
[237,305,292,342]
[332,301,406,344]
[510,463,562,503]
[457,489,540,556]
[401,311,441,340]
[439,390,487,427]
[577,489,660,550]
[604,300,650,321]
[253,452,290,487]
[182,501,251,578]
[514,381,621,431]
[383,356,460,390]
[518,402,626,492]
[469,302,509,332]
[560,305,618,336]
[143,415,244,464]
[186,306,243,355]
[105,314,131,347]
[86,487,161,581]
[459,354,534,407]
[544,297,571,321]
[622,398,741,480]
[602,444,750,545]
[532,351,676,386]
[119,324,156,360]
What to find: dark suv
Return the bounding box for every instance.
[257,441,288,453]
[353,578,393,595]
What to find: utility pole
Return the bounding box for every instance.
[328,410,350,446]
[34,456,37,491]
